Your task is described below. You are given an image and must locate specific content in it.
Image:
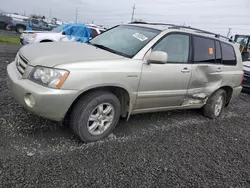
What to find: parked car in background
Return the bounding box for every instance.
[86,24,106,38]
[242,61,250,93]
[20,24,102,45]
[9,18,53,33]
[0,13,12,30]
[7,23,243,142]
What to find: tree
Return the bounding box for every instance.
[29,14,45,19]
[133,18,145,22]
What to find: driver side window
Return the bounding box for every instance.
[152,34,190,63]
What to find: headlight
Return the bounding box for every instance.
[31,33,37,38]
[29,66,69,89]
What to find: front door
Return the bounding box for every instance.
[136,33,192,110]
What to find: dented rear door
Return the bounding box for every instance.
[186,36,223,104]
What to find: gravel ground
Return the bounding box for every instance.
[0,45,250,188]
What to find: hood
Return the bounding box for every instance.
[19,42,125,67]
[23,30,51,34]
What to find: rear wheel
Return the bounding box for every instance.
[203,89,226,119]
[69,91,121,142]
[16,25,25,33]
[0,23,6,30]
[5,24,11,30]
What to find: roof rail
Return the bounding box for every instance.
[129,21,233,42]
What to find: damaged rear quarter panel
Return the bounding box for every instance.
[184,64,223,105]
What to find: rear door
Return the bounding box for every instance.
[29,19,40,30]
[39,21,50,30]
[187,36,223,97]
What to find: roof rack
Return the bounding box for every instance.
[129,21,233,42]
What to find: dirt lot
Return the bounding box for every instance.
[0,30,20,38]
[0,44,250,188]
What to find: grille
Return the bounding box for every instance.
[16,54,28,75]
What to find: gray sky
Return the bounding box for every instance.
[1,0,250,36]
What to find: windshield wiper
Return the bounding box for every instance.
[87,42,130,58]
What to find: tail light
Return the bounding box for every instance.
[240,72,244,85]
[9,19,13,25]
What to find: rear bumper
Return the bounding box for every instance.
[231,86,243,102]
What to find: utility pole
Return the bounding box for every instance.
[131,3,136,22]
[227,28,232,38]
[49,8,52,19]
[76,8,78,23]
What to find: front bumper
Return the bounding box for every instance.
[20,38,32,46]
[7,62,79,121]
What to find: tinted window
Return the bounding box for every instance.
[40,21,48,27]
[221,43,236,66]
[31,19,39,24]
[193,36,215,63]
[100,29,105,34]
[90,28,98,38]
[215,41,222,64]
[153,34,189,63]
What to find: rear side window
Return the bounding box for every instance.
[215,41,222,64]
[100,29,105,34]
[193,36,215,63]
[90,28,98,38]
[221,43,237,66]
[31,19,39,24]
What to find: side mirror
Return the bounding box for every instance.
[147,51,168,64]
[242,51,249,62]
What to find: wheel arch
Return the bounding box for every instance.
[39,39,54,43]
[209,86,233,107]
[219,86,233,107]
[65,85,133,122]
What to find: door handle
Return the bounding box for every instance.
[181,68,191,73]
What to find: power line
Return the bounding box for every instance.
[49,8,52,19]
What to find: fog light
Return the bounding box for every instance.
[24,93,35,107]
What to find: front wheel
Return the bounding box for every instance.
[203,89,226,119]
[69,91,121,142]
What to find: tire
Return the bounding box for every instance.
[0,23,5,30]
[203,89,226,119]
[16,25,25,33]
[5,25,10,30]
[69,91,121,142]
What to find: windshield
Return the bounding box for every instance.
[51,25,64,33]
[89,25,160,58]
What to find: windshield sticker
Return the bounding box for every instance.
[132,33,148,41]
